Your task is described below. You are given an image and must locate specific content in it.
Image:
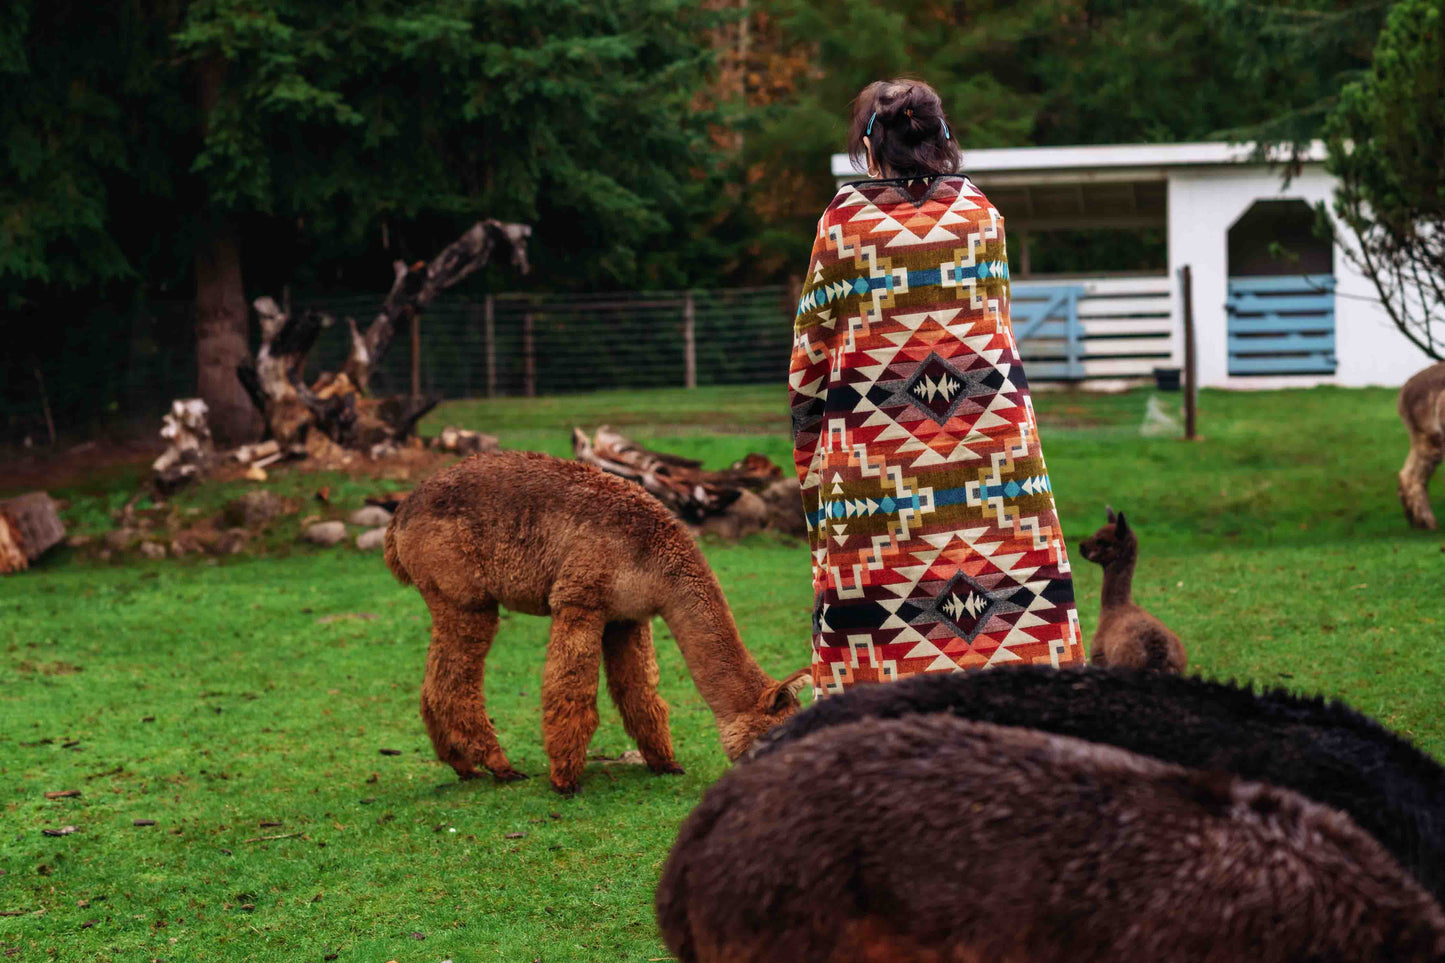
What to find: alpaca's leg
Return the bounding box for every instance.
[602,619,682,775]
[1399,428,1442,530]
[541,605,606,795]
[419,595,526,783]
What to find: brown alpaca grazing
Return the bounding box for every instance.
[1399,361,1445,530]
[657,715,1445,963]
[383,449,810,795]
[1078,507,1185,672]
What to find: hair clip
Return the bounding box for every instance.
[942,119,951,141]
[866,111,876,137]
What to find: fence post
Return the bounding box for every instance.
[523,310,536,398]
[683,292,697,390]
[410,310,422,401]
[1179,264,1198,440]
[1065,289,1083,380]
[483,294,496,398]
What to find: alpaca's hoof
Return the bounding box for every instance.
[490,768,530,783]
[650,761,686,776]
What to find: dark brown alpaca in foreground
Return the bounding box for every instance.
[1078,507,1185,672]
[657,715,1445,963]
[384,449,809,795]
[1399,361,1445,529]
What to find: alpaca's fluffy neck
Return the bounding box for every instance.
[1100,542,1137,609]
[657,544,770,721]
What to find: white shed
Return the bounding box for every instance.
[830,143,1426,389]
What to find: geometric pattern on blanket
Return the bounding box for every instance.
[790,174,1085,696]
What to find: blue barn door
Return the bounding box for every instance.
[1225,275,1337,375]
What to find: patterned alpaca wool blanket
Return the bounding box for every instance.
[789,174,1084,695]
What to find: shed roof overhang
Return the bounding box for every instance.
[829,141,1328,234]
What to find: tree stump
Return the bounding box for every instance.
[237,219,531,454]
[0,492,65,574]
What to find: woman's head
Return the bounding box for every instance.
[848,79,961,179]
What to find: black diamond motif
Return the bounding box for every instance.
[902,352,972,424]
[912,573,1003,642]
[891,351,1008,426]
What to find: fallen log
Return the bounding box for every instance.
[0,492,65,574]
[572,426,782,522]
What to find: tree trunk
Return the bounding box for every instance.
[194,55,261,446]
[195,226,262,445]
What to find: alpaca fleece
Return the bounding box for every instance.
[789,174,1083,695]
[750,665,1445,902]
[384,450,807,794]
[658,715,1445,963]
[1398,360,1445,529]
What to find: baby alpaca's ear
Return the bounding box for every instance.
[1114,511,1130,537]
[762,668,811,713]
[1105,505,1117,524]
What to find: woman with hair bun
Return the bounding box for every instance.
[789,79,1084,696]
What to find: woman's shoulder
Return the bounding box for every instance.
[828,172,978,207]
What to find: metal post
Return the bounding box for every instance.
[483,294,496,398]
[409,310,422,401]
[523,310,536,398]
[683,292,697,390]
[1179,264,1198,440]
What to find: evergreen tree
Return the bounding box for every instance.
[1325,0,1445,358]
[3,0,729,439]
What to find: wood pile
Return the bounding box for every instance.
[0,492,65,574]
[572,426,783,522]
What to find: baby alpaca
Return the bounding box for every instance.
[385,450,809,795]
[1078,507,1185,671]
[660,715,1445,963]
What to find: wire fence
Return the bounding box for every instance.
[303,285,798,399]
[1,286,799,443]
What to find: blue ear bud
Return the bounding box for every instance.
[866,111,876,137]
[942,119,951,141]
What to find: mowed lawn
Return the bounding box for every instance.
[3,384,1443,962]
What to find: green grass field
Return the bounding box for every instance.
[3,384,1443,961]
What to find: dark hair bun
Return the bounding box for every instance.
[847,78,960,178]
[878,84,944,144]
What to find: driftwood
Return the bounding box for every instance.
[347,220,532,394]
[237,219,531,453]
[0,492,65,574]
[151,399,214,495]
[572,426,782,521]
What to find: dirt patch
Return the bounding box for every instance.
[15,660,84,675]
[1,438,160,497]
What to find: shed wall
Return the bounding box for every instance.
[1167,164,1425,389]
